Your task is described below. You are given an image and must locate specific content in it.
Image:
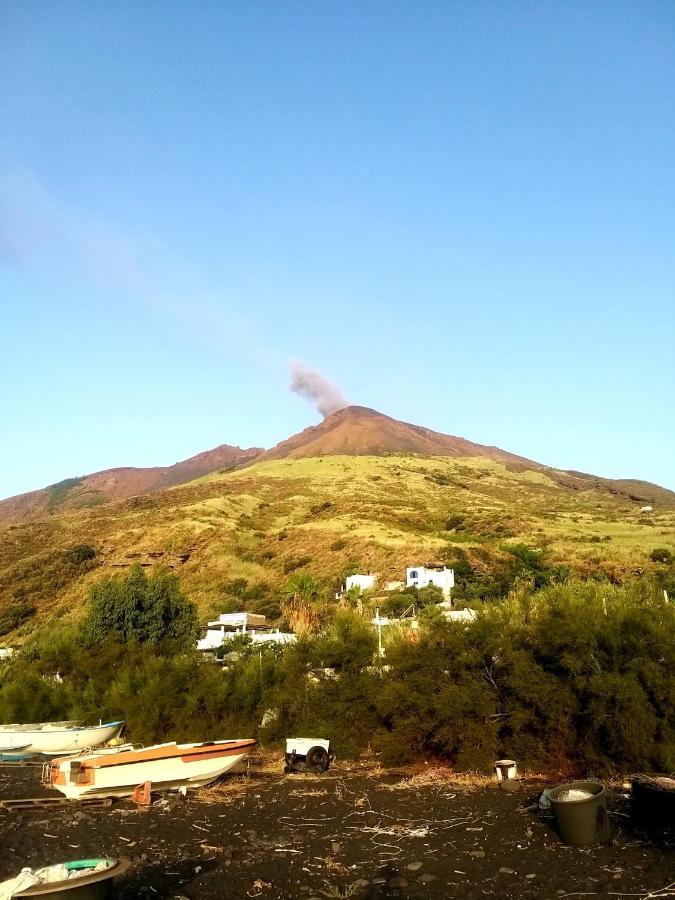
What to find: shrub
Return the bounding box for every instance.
[379,593,413,617]
[221,578,249,598]
[1,573,671,773]
[309,611,377,673]
[444,514,465,531]
[84,564,198,647]
[63,544,96,565]
[651,548,673,564]
[0,601,36,637]
[283,555,311,574]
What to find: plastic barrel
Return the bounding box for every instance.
[630,774,675,829]
[548,781,611,847]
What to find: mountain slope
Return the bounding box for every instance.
[1,405,673,530]
[0,444,262,525]
[262,407,673,505]
[262,406,536,465]
[1,452,673,646]
[2,406,673,643]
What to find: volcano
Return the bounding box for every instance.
[262,406,534,466]
[0,405,672,527]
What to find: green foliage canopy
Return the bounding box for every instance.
[84,564,198,647]
[0,573,672,774]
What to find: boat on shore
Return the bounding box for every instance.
[0,743,32,762]
[0,720,124,757]
[49,738,257,799]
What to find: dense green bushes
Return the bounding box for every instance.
[85,564,197,647]
[0,574,672,774]
[447,545,570,601]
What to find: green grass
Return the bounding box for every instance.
[0,453,673,639]
[47,477,84,509]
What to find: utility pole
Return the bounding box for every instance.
[374,607,385,658]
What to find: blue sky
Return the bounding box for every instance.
[1,0,674,498]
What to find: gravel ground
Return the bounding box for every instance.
[0,760,673,899]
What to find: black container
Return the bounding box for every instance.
[630,774,675,829]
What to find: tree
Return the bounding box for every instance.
[84,564,198,647]
[311,610,377,672]
[281,572,324,634]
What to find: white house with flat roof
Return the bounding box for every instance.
[406,566,455,599]
[197,612,295,651]
[345,573,375,592]
[336,573,376,599]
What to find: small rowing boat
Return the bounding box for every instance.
[0,743,32,762]
[0,721,124,756]
[49,738,257,799]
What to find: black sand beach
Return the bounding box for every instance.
[1,760,673,899]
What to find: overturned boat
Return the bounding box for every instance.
[0,720,124,757]
[49,738,257,799]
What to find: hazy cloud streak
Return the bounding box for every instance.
[0,167,273,368]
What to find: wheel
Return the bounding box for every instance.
[305,745,330,773]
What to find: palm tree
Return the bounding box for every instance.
[281,573,323,634]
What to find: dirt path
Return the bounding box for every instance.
[1,762,673,899]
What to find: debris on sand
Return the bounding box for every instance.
[1,765,673,898]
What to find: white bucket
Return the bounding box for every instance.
[494,759,517,781]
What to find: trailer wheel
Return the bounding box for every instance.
[305,745,330,773]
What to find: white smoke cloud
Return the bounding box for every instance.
[289,360,348,417]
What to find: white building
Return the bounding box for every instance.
[345,573,375,592]
[443,608,477,623]
[197,612,295,651]
[336,573,375,599]
[406,566,455,599]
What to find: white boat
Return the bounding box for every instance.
[0,720,124,756]
[49,738,257,799]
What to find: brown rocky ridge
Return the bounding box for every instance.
[0,405,672,527]
[0,444,262,525]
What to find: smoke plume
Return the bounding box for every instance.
[289,360,348,417]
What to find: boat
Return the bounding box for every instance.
[0,857,130,900]
[0,721,124,756]
[0,743,32,762]
[49,738,257,799]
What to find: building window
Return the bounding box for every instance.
[409,570,418,579]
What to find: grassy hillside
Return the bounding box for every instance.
[0,453,674,642]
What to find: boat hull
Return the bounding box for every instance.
[0,721,124,755]
[51,739,256,800]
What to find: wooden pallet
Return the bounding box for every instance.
[0,796,113,811]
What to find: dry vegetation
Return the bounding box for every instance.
[0,454,673,640]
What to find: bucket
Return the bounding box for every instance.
[494,759,517,782]
[548,781,611,847]
[630,773,675,829]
